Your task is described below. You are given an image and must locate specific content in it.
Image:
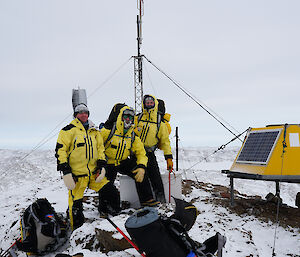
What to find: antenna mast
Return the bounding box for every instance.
[134,0,144,113]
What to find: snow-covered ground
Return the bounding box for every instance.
[0,147,299,257]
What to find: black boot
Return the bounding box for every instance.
[98,183,121,216]
[155,191,166,203]
[72,199,84,230]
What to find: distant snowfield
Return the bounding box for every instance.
[0,147,299,256]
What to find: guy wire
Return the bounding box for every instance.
[183,128,248,183]
[143,55,242,142]
[5,57,133,171]
[271,124,287,256]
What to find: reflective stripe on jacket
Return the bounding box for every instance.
[100,106,148,167]
[135,95,172,157]
[56,118,106,176]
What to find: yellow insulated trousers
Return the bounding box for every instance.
[68,175,108,230]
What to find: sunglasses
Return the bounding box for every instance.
[145,101,154,105]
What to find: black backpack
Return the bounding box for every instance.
[157,99,166,119]
[16,198,69,255]
[103,103,127,130]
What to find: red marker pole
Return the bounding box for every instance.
[0,237,21,257]
[169,170,171,203]
[105,216,146,257]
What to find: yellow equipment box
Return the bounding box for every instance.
[226,124,300,182]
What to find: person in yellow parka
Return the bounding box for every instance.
[100,104,159,208]
[135,95,173,203]
[55,104,120,230]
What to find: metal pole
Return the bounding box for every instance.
[176,127,178,171]
[275,181,280,197]
[230,176,234,207]
[169,171,171,203]
[134,0,144,114]
[134,56,143,114]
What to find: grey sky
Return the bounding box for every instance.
[1,0,300,149]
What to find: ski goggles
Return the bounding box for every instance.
[122,108,135,119]
[123,115,134,121]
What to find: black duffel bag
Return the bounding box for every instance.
[125,207,188,257]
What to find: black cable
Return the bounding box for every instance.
[143,61,158,96]
[184,128,248,174]
[1,57,133,178]
[271,124,288,257]
[143,55,242,142]
[88,57,133,98]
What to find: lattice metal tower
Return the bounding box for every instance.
[134,0,144,114]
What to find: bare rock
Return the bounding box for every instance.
[95,228,131,253]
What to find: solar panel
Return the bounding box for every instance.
[236,129,282,164]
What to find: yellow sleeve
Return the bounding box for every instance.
[134,115,142,137]
[96,130,106,161]
[131,135,148,167]
[157,122,173,158]
[99,128,111,146]
[55,129,72,165]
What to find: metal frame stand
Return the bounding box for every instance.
[134,56,143,113]
[222,170,299,207]
[134,0,144,114]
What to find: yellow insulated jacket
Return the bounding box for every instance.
[100,106,148,167]
[56,118,106,176]
[135,95,172,159]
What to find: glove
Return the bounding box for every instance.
[57,162,71,175]
[63,173,76,190]
[132,168,145,183]
[166,158,173,172]
[97,159,106,170]
[94,167,106,183]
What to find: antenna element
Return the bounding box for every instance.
[134,0,144,113]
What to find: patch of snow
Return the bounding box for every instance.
[0,148,299,256]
